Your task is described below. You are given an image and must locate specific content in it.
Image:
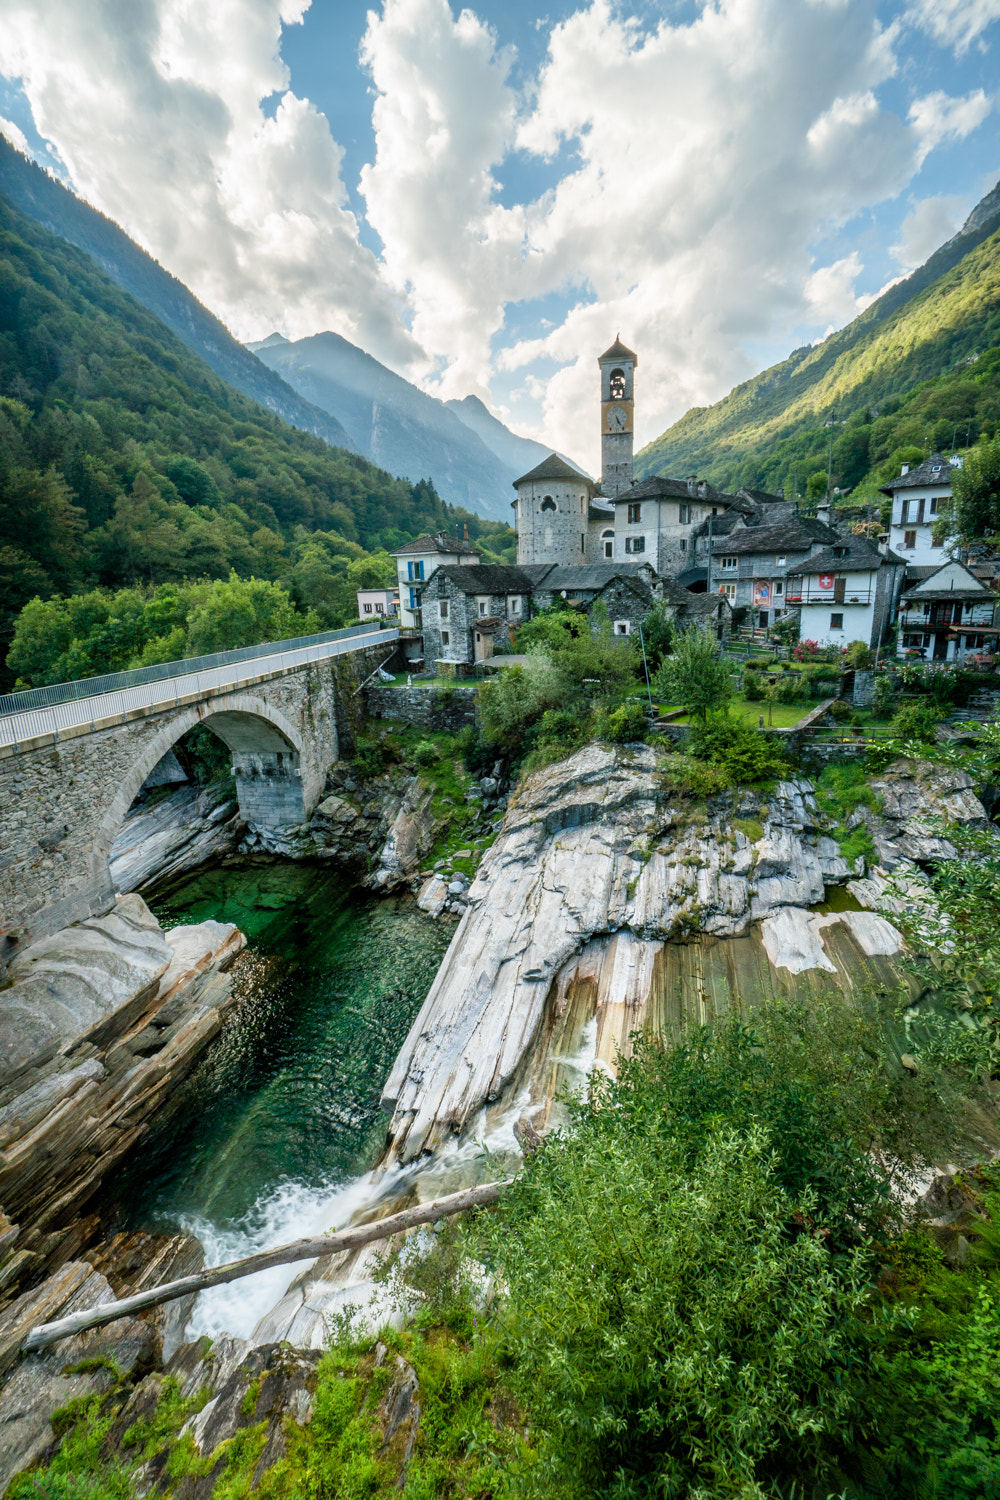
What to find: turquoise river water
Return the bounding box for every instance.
[109,860,452,1336]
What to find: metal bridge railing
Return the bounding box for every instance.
[0,626,399,752]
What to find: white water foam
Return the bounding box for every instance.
[182,1014,602,1344]
[182,1167,409,1340]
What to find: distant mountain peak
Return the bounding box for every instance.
[950,177,1000,246]
[247,331,291,351]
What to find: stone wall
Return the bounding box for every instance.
[365,684,477,732]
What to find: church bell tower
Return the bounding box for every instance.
[599,336,636,497]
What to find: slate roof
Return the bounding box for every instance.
[736,487,788,507]
[512,453,595,489]
[390,533,481,557]
[426,564,538,594]
[879,453,958,493]
[711,519,838,556]
[787,537,905,577]
[598,335,637,365]
[900,559,994,602]
[615,474,720,502]
[539,563,652,592]
[590,499,616,522]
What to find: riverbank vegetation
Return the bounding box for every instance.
[18,994,1000,1500]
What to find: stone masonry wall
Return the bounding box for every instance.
[365,684,477,732]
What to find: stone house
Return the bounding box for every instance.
[513,454,616,568]
[529,563,657,636]
[709,517,839,628]
[880,453,959,569]
[390,531,481,628]
[659,580,734,642]
[896,558,997,661]
[787,536,905,650]
[608,474,746,578]
[418,564,538,665]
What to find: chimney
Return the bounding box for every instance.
[900,463,910,476]
[815,502,831,527]
[464,523,469,541]
[686,475,697,495]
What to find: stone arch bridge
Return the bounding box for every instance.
[0,627,399,956]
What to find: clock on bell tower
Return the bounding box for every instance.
[598,336,636,497]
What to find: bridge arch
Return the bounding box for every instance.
[97,695,309,863]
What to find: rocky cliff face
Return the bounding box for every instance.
[384,747,986,1163]
[0,896,244,1305]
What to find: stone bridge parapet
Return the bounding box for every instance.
[0,634,399,958]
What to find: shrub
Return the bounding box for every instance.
[872,673,896,716]
[413,739,438,768]
[844,640,873,669]
[793,638,820,660]
[657,752,731,797]
[688,712,787,782]
[892,699,945,741]
[476,656,566,751]
[482,1009,926,1500]
[456,724,497,776]
[596,699,647,744]
[743,668,763,701]
[828,698,852,721]
[775,673,801,704]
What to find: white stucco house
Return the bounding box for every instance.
[356,587,399,619]
[389,532,481,628]
[786,536,905,650]
[879,452,960,567]
[896,558,997,662]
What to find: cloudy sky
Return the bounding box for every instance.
[2,0,999,472]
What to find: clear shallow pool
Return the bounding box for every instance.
[112,861,451,1247]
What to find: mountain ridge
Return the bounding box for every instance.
[637,175,1000,487]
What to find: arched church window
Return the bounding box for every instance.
[602,528,615,560]
[609,368,626,399]
[540,496,556,512]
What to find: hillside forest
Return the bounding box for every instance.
[0,194,514,690]
[637,213,1000,511]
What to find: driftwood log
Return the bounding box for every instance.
[23,1180,511,1354]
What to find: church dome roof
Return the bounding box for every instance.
[598,335,637,365]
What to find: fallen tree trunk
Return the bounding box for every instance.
[23,1180,511,1353]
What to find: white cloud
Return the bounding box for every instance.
[0,117,29,156]
[0,0,418,363]
[908,0,1000,55]
[1,0,995,474]
[908,88,992,163]
[361,0,983,469]
[891,193,967,267]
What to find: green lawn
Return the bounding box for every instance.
[655,698,811,728]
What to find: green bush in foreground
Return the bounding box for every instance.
[687,712,788,783]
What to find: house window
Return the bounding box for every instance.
[479,600,488,616]
[408,588,419,611]
[775,555,786,567]
[602,529,614,559]
[363,602,373,613]
[581,533,585,553]
[440,599,449,620]
[774,581,784,596]
[830,612,844,630]
[723,582,737,601]
[680,539,687,552]
[406,560,424,581]
[541,495,556,512]
[627,502,642,524]
[929,497,940,514]
[903,634,923,649]
[720,556,737,570]
[441,630,450,646]
[904,530,917,549]
[625,536,645,553]
[679,503,692,524]
[375,603,384,614]
[581,497,585,513]
[614,621,631,635]
[509,596,521,616]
